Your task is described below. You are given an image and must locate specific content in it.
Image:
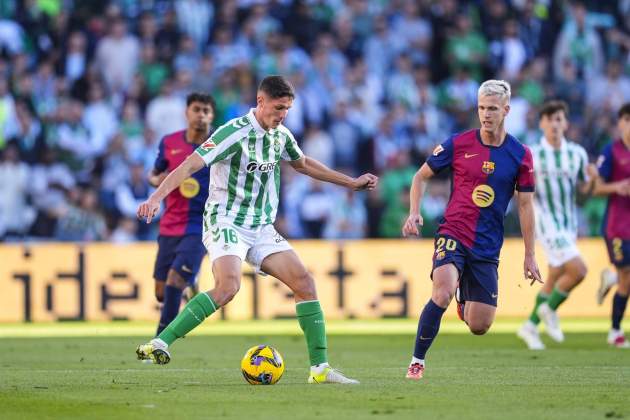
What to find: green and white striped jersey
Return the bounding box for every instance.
[531,137,589,239]
[195,108,303,229]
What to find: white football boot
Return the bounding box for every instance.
[537,302,565,343]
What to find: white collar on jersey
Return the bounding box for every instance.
[540,136,567,151]
[248,108,270,135]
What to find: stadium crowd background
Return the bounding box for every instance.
[0,0,629,242]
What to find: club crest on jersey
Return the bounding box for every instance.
[435,251,446,261]
[482,161,495,174]
[247,161,277,173]
[472,184,495,207]
[432,145,444,156]
[274,139,281,153]
[200,141,216,150]
[197,140,216,156]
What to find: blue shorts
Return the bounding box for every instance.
[431,235,499,307]
[605,237,630,268]
[153,234,206,284]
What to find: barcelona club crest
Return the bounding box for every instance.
[482,161,495,174]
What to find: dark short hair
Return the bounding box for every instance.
[618,102,630,119]
[186,92,216,112]
[539,100,569,120]
[258,75,295,99]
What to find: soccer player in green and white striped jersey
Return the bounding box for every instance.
[518,100,597,350]
[135,76,378,384]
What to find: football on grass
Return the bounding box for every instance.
[241,345,285,385]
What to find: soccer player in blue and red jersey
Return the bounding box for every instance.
[402,80,543,379]
[592,103,630,348]
[150,92,215,335]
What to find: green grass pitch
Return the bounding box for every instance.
[1,320,628,420]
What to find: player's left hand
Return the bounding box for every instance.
[352,173,378,191]
[524,253,543,285]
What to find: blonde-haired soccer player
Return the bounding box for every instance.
[403,80,542,379]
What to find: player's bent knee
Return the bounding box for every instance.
[469,324,490,335]
[469,326,489,335]
[214,275,241,305]
[574,262,588,282]
[293,271,317,301]
[467,316,492,335]
[155,281,165,303]
[166,272,188,290]
[222,281,240,300]
[215,286,239,305]
[432,289,454,307]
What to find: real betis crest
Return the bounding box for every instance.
[274,139,281,153]
[197,140,216,156]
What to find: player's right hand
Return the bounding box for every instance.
[524,253,543,285]
[586,163,599,180]
[402,213,423,237]
[137,198,160,224]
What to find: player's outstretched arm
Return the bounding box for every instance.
[516,191,542,285]
[402,163,434,237]
[137,153,205,223]
[289,156,378,190]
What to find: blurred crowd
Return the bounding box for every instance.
[0,0,629,242]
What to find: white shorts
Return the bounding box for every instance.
[539,232,581,268]
[202,221,292,273]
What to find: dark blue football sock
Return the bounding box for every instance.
[413,299,447,360]
[157,285,184,336]
[612,292,628,330]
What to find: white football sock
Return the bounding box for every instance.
[411,357,424,366]
[152,338,168,348]
[311,362,330,374]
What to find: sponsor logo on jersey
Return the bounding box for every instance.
[465,153,479,159]
[179,177,200,198]
[472,184,495,207]
[432,145,444,156]
[247,161,277,173]
[482,161,495,174]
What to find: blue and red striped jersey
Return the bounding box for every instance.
[154,130,210,236]
[426,129,535,260]
[597,139,630,240]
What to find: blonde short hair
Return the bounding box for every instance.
[478,80,511,103]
